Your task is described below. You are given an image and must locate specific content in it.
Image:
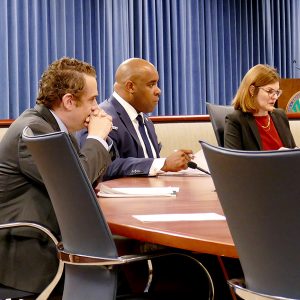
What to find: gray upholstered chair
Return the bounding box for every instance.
[22,127,215,300]
[201,140,300,300]
[206,103,234,147]
[0,222,64,300]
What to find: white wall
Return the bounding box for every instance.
[154,122,217,157]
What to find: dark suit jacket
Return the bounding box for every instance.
[98,95,161,179]
[0,104,111,293]
[224,108,296,150]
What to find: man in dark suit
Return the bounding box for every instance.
[0,57,112,296]
[76,58,236,299]
[96,59,237,299]
[79,58,193,180]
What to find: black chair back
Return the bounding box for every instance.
[22,127,118,300]
[201,141,300,299]
[206,103,234,147]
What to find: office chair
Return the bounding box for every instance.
[22,127,215,300]
[206,103,234,147]
[201,140,300,300]
[0,223,64,300]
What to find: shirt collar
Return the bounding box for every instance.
[49,110,69,133]
[113,91,140,121]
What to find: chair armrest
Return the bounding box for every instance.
[58,243,215,299]
[0,222,64,300]
[228,278,286,300]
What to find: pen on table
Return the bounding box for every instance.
[173,149,195,160]
[112,125,118,130]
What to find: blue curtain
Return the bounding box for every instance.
[0,0,299,119]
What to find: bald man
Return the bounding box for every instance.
[77,59,230,298]
[92,58,193,180]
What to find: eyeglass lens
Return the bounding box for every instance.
[259,87,282,98]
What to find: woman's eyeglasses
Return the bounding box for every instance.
[258,87,283,98]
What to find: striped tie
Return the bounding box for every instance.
[136,114,153,158]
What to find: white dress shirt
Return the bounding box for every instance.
[113,91,166,175]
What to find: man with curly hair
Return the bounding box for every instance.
[0,57,112,297]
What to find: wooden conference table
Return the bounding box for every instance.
[97,175,238,258]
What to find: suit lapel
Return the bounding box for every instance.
[109,97,144,157]
[68,133,80,153]
[247,114,263,149]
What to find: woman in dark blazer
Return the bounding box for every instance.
[224,64,296,150]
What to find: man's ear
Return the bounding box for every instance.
[249,85,255,97]
[125,80,135,93]
[61,93,75,110]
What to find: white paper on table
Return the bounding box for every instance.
[158,168,206,177]
[193,149,210,171]
[159,149,210,176]
[133,213,225,222]
[98,184,179,198]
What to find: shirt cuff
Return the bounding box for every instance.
[149,158,166,176]
[87,135,109,151]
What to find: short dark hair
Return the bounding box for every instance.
[36,57,96,108]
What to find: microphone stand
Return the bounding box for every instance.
[187,161,211,176]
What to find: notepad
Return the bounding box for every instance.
[98,184,179,198]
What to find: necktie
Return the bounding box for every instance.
[136,114,153,158]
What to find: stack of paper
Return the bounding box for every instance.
[98,184,179,198]
[159,168,204,177]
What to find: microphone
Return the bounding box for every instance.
[187,161,211,175]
